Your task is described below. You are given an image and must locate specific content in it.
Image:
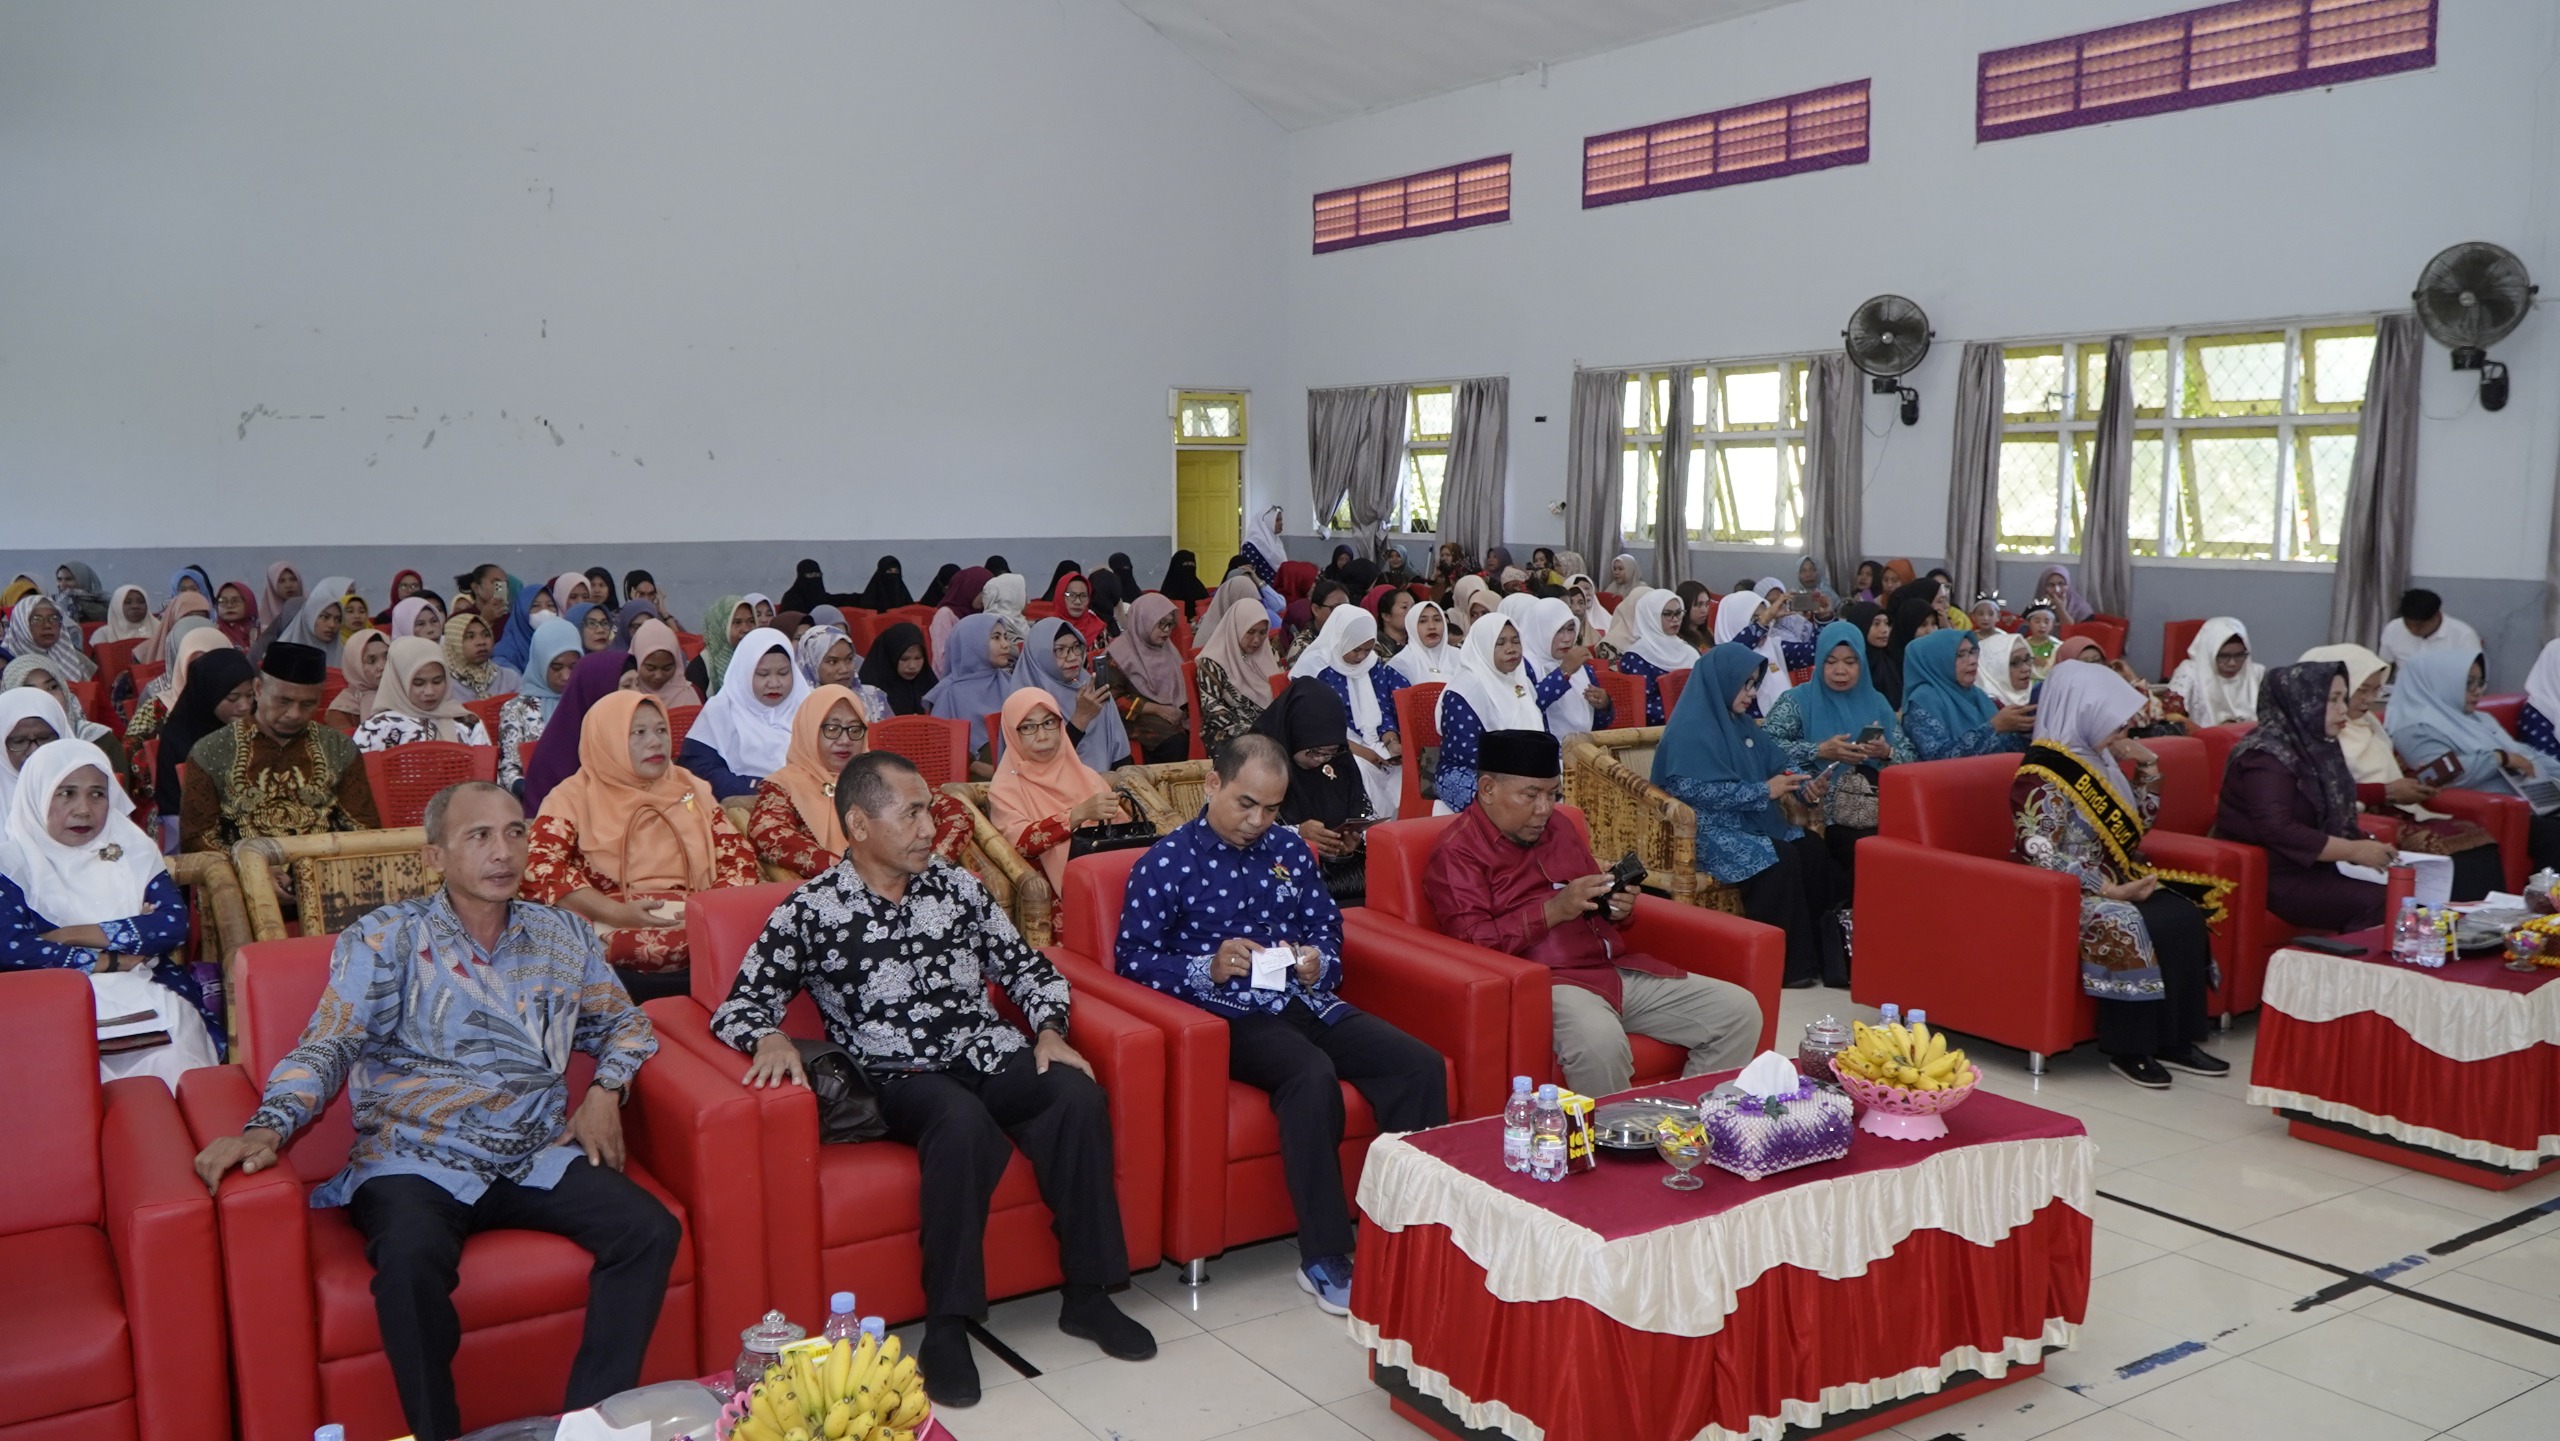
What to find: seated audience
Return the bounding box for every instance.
[53,562,108,625]
[1291,605,1406,816]
[2013,663,2225,1089]
[1609,587,1695,724]
[100,584,155,645]
[277,575,355,656]
[749,686,972,879]
[1,738,222,1083]
[682,626,809,799]
[195,780,679,1441]
[793,624,863,697]
[1251,679,1373,904]
[1018,617,1129,771]
[353,638,494,753]
[1051,570,1108,649]
[3,655,139,798]
[1448,574,1499,633]
[497,619,586,794]
[1429,727,1760,1094]
[860,621,936,717]
[330,629,389,727]
[2166,617,2262,727]
[487,576,553,674]
[2300,642,2504,898]
[628,617,704,711]
[987,689,1132,895]
[1976,629,2034,709]
[1364,585,1412,661]
[180,642,380,854]
[2033,563,2095,623]
[128,623,227,743]
[1710,591,1788,712]
[1762,619,1912,890]
[927,567,993,673]
[438,611,518,702]
[2215,660,2395,932]
[1652,646,1845,988]
[854,555,914,611]
[139,590,210,669]
[451,563,509,626]
[520,647,634,811]
[1599,553,1643,605]
[0,690,72,812]
[717,751,1154,1406]
[1435,614,1544,813]
[526,691,756,993]
[1278,580,1350,667]
[1519,596,1610,739]
[1872,587,1940,708]
[1967,591,2009,634]
[1385,599,1456,686]
[1096,595,1190,764]
[154,650,262,819]
[1195,594,1280,748]
[6,593,96,681]
[1901,629,2035,760]
[1789,557,1838,619]
[569,602,616,653]
[2378,587,2480,673]
[2388,647,2560,869]
[687,594,755,695]
[390,595,445,644]
[1114,734,1446,1313]
[2019,601,2060,678]
[927,612,1026,778]
[777,557,849,618]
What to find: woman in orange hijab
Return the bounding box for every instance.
[987,689,1129,893]
[522,690,757,994]
[748,685,973,878]
[1880,558,1918,593]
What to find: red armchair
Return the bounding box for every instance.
[645,883,1166,1330]
[179,936,747,1441]
[1361,810,1783,1097]
[2478,693,2524,736]
[0,971,227,1441]
[1049,845,1489,1273]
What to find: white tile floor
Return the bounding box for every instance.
[928,985,2560,1441]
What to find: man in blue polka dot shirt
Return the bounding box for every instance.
[1113,733,1447,1315]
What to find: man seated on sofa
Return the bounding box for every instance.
[192,780,679,1441]
[1113,732,1447,1317]
[1423,729,1761,1097]
[712,751,1153,1409]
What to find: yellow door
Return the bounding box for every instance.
[1175,450,1242,563]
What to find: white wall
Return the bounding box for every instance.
[1278,0,2560,584]
[0,0,1291,549]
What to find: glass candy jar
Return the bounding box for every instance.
[1798,1015,1852,1084]
[732,1309,805,1397]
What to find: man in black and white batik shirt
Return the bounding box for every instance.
[711,751,1153,1407]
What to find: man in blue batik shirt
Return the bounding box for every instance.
[1113,733,1446,1315]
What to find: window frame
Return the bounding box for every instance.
[1313,156,1512,254]
[1616,357,1815,550]
[1583,81,1871,209]
[1323,384,1458,538]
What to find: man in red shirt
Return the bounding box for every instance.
[1422,729,1760,1096]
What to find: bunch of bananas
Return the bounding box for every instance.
[733,1333,929,1441]
[1833,1018,1970,1092]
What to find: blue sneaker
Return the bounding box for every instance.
[1296,1254,1352,1316]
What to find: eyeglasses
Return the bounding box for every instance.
[1015,715,1064,736]
[818,721,866,742]
[4,732,50,760]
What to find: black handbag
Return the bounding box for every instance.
[791,1038,887,1144]
[1067,816,1159,860]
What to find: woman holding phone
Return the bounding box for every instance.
[1761,619,1913,896]
[1253,678,1374,905]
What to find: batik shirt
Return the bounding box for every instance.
[497,694,547,791]
[1114,816,1348,1024]
[178,719,378,854]
[710,859,1068,1075]
[351,711,492,753]
[247,892,656,1207]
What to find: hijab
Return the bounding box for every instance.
[918,563,961,608]
[925,612,1025,752]
[376,636,474,740]
[1020,617,1129,771]
[988,689,1117,892]
[1195,592,1280,705]
[155,649,259,814]
[1442,615,1544,733]
[1712,591,1787,713]
[536,692,721,892]
[769,685,864,857]
[1290,604,1386,740]
[280,577,355,653]
[1901,629,1997,735]
[793,625,856,686]
[855,556,914,611]
[1386,601,1457,684]
[1243,507,1286,573]
[583,568,621,614]
[1252,678,1367,828]
[1195,573,1262,647]
[259,563,301,622]
[51,563,104,623]
[100,586,154,645]
[522,649,635,813]
[690,627,809,780]
[1087,569,1128,640]
[606,618,687,709]
[1877,593,1939,708]
[2229,661,2360,838]
[2167,617,2263,727]
[388,596,436,643]
[137,591,210,666]
[166,566,214,609]
[860,622,935,716]
[778,558,834,617]
[697,595,754,694]
[979,572,1027,626]
[160,627,233,716]
[1049,571,1108,649]
[490,580,550,672]
[1618,587,1700,672]
[0,690,72,815]
[1104,594,1185,705]
[511,618,586,727]
[213,582,259,649]
[1652,646,1791,838]
[331,630,389,719]
[2030,659,2148,808]
[2298,644,2407,794]
[2,658,109,748]
[1106,552,1142,603]
[938,567,993,620]
[1786,620,1899,746]
[4,596,94,682]
[1448,575,1496,634]
[1601,553,1642,600]
[2036,564,2095,623]
[2048,634,2106,669]
[611,598,663,651]
[2387,648,2533,767]
[1975,630,2032,707]
[0,739,162,927]
[1880,559,1917,592]
[1515,597,1596,735]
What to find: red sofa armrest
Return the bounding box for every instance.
[1619,896,1785,1055]
[1045,967,1167,1271]
[643,997,824,1327]
[1344,910,1548,1116]
[2359,813,2402,843]
[102,1077,230,1441]
[179,1064,323,1441]
[2428,789,2531,893]
[624,1027,769,1372]
[1853,838,2092,1060]
[1046,952,1230,1265]
[1338,925,1506,1120]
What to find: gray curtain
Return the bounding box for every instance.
[1307,385,1409,559]
[1564,369,1628,579]
[2080,334,2135,617]
[1942,342,2006,605]
[1801,353,1865,597]
[1654,366,1694,588]
[2327,313,2422,645]
[1440,377,1510,564]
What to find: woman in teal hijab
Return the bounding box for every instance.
[1901,629,2034,760]
[1760,618,1913,897]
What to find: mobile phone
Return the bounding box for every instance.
[2289,935,2368,957]
[1607,851,1648,893]
[2413,752,2463,787]
[1334,815,1381,835]
[1857,722,1884,745]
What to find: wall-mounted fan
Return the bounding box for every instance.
[2413,241,2536,411]
[1844,294,1932,425]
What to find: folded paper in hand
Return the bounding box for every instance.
[1250,945,1295,991]
[1733,1050,1803,1099]
[2337,850,2453,907]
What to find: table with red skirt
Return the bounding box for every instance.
[1345,1073,2095,1441]
[2248,931,2560,1188]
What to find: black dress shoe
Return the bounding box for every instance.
[918,1318,981,1407]
[2156,1045,2230,1077]
[2110,1055,2173,1089]
[1783,976,1821,990]
[1059,1286,1158,1361]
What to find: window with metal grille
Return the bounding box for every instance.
[1324,386,1455,534]
[1978,0,2434,142]
[1313,157,1510,253]
[1583,81,1869,208]
[1994,320,2375,563]
[1616,361,1812,547]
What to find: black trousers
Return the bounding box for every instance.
[1823,822,1875,901]
[2095,891,2215,1059]
[2529,814,2560,873]
[2450,844,2505,903]
[347,1162,681,1441]
[876,1048,1130,1320]
[1227,1003,1448,1260]
[1738,833,1846,986]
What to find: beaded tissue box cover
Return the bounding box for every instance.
[1702,1079,1854,1181]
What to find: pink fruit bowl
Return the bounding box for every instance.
[1828,1059,1982,1141]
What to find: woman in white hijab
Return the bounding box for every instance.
[1975,630,2035,708]
[1506,597,1602,740]
[1290,604,1406,817]
[1435,614,1545,814]
[1612,586,1704,725]
[681,626,812,800]
[1713,591,1789,716]
[99,585,156,645]
[1385,600,1458,685]
[2166,617,2262,727]
[0,738,222,1086]
[0,689,73,815]
[352,636,492,752]
[979,572,1028,628]
[1600,553,1643,602]
[1562,574,1608,650]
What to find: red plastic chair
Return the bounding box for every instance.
[2194,722,2253,781]
[1595,668,1645,729]
[678,633,705,661]
[1182,659,1208,760]
[983,712,1004,764]
[665,704,701,751]
[129,661,165,695]
[2160,618,2207,681]
[317,671,348,715]
[1023,600,1059,622]
[868,715,970,789]
[462,696,507,743]
[2060,620,2125,661]
[517,742,537,775]
[1394,683,1444,819]
[67,678,120,739]
[882,605,938,637]
[1268,672,1290,701]
[1657,665,1689,717]
[360,742,499,829]
[0,970,229,1441]
[90,637,143,694]
[2478,693,2525,737]
[1597,592,1621,613]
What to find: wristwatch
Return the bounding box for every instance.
[594,1075,628,1105]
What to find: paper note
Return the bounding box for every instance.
[2336,850,2454,907]
[1250,946,1296,991]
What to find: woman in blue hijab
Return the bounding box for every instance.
[1652,644,1847,987]
[2388,647,2560,869]
[1901,629,2035,760]
[495,617,583,794]
[1761,618,1913,898]
[489,577,556,673]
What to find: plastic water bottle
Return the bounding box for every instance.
[2391,898,2423,965]
[860,1316,886,1343]
[1878,1003,1902,1026]
[1530,1085,1569,1182]
[1907,1008,1928,1031]
[822,1291,859,1343]
[1501,1077,1536,1173]
[315,1427,344,1441]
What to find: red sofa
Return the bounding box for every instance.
[179,936,747,1441]
[0,971,228,1441]
[1360,810,1784,1092]
[1049,845,1491,1273]
[646,882,1166,1330]
[1854,754,2264,1071]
